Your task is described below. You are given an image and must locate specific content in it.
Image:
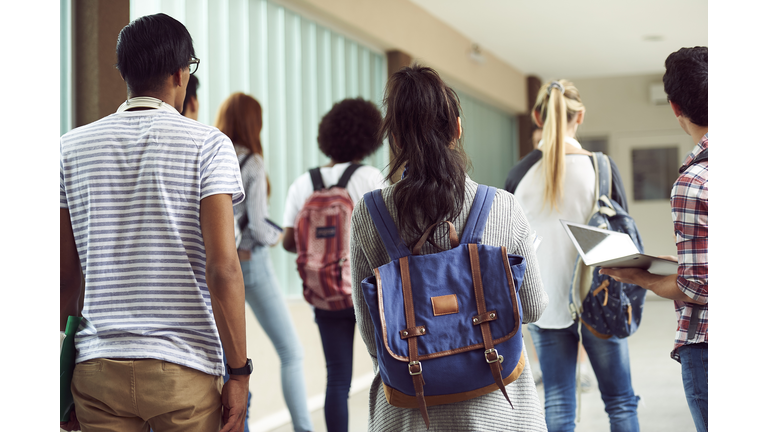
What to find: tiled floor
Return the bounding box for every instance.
[269,295,697,432]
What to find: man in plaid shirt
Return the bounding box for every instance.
[600,46,708,432]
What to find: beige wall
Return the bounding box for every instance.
[276,0,527,115]
[573,73,696,256]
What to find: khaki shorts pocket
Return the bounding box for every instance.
[74,359,102,375]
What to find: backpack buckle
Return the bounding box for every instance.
[408,361,423,376]
[485,348,504,364]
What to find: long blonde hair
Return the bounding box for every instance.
[531,79,585,211]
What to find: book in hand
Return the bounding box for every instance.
[560,220,678,276]
[60,316,82,422]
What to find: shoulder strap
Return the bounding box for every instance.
[504,150,542,194]
[680,149,708,174]
[594,152,611,200]
[363,190,411,261]
[309,167,325,191]
[460,185,497,245]
[238,151,253,168]
[333,163,362,189]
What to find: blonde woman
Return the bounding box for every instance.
[505,80,639,432]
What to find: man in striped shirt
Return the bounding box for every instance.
[600,46,708,432]
[60,13,250,432]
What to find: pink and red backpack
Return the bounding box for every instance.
[294,164,361,310]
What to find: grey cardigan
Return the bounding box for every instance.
[350,177,549,432]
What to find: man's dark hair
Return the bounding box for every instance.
[116,13,195,94]
[181,74,199,116]
[317,98,383,162]
[663,46,707,126]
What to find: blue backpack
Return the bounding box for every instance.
[361,185,526,429]
[569,152,646,339]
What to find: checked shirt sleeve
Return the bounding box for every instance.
[671,166,708,303]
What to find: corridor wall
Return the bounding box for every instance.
[130,0,389,298]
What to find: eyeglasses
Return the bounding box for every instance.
[188,57,200,75]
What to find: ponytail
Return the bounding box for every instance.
[381,65,470,249]
[531,80,585,211]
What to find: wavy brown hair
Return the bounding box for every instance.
[214,92,270,196]
[381,64,469,249]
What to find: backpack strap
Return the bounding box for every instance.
[238,151,253,168]
[362,190,411,261]
[680,148,708,174]
[592,152,611,204]
[333,163,361,188]
[309,167,325,191]
[460,185,497,245]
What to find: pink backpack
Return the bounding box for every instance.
[294,164,361,310]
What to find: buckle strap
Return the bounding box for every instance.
[400,257,430,428]
[469,244,514,409]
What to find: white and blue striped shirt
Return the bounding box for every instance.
[60,109,245,376]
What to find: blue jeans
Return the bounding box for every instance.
[679,343,707,432]
[529,322,640,432]
[241,246,313,432]
[314,306,356,432]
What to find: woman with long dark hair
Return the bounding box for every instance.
[215,93,314,432]
[349,65,548,431]
[505,80,640,432]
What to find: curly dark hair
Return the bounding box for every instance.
[317,98,383,162]
[663,46,707,126]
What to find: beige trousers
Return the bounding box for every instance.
[71,358,223,432]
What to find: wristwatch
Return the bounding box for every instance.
[226,358,253,375]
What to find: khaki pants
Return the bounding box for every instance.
[71,358,223,432]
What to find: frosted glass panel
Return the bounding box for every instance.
[129,0,388,297]
[455,90,518,189]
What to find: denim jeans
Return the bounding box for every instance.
[679,343,707,432]
[314,306,356,432]
[241,246,313,432]
[528,322,640,432]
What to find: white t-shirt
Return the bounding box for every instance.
[514,142,595,329]
[283,163,387,227]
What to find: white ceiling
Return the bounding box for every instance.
[409,0,708,80]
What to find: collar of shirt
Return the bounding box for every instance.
[679,133,708,173]
[116,96,179,114]
[536,136,582,149]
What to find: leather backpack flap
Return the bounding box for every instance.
[376,246,523,362]
[373,244,527,409]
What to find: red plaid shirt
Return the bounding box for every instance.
[670,133,708,361]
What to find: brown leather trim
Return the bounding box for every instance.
[500,246,521,336]
[470,244,512,406]
[472,310,498,325]
[400,257,430,427]
[431,294,459,316]
[413,221,458,255]
[400,326,426,339]
[376,247,523,363]
[375,268,407,361]
[580,317,612,339]
[383,351,526,408]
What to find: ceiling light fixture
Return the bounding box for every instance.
[469,43,486,64]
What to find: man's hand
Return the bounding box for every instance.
[598,267,651,286]
[219,376,249,432]
[60,408,80,431]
